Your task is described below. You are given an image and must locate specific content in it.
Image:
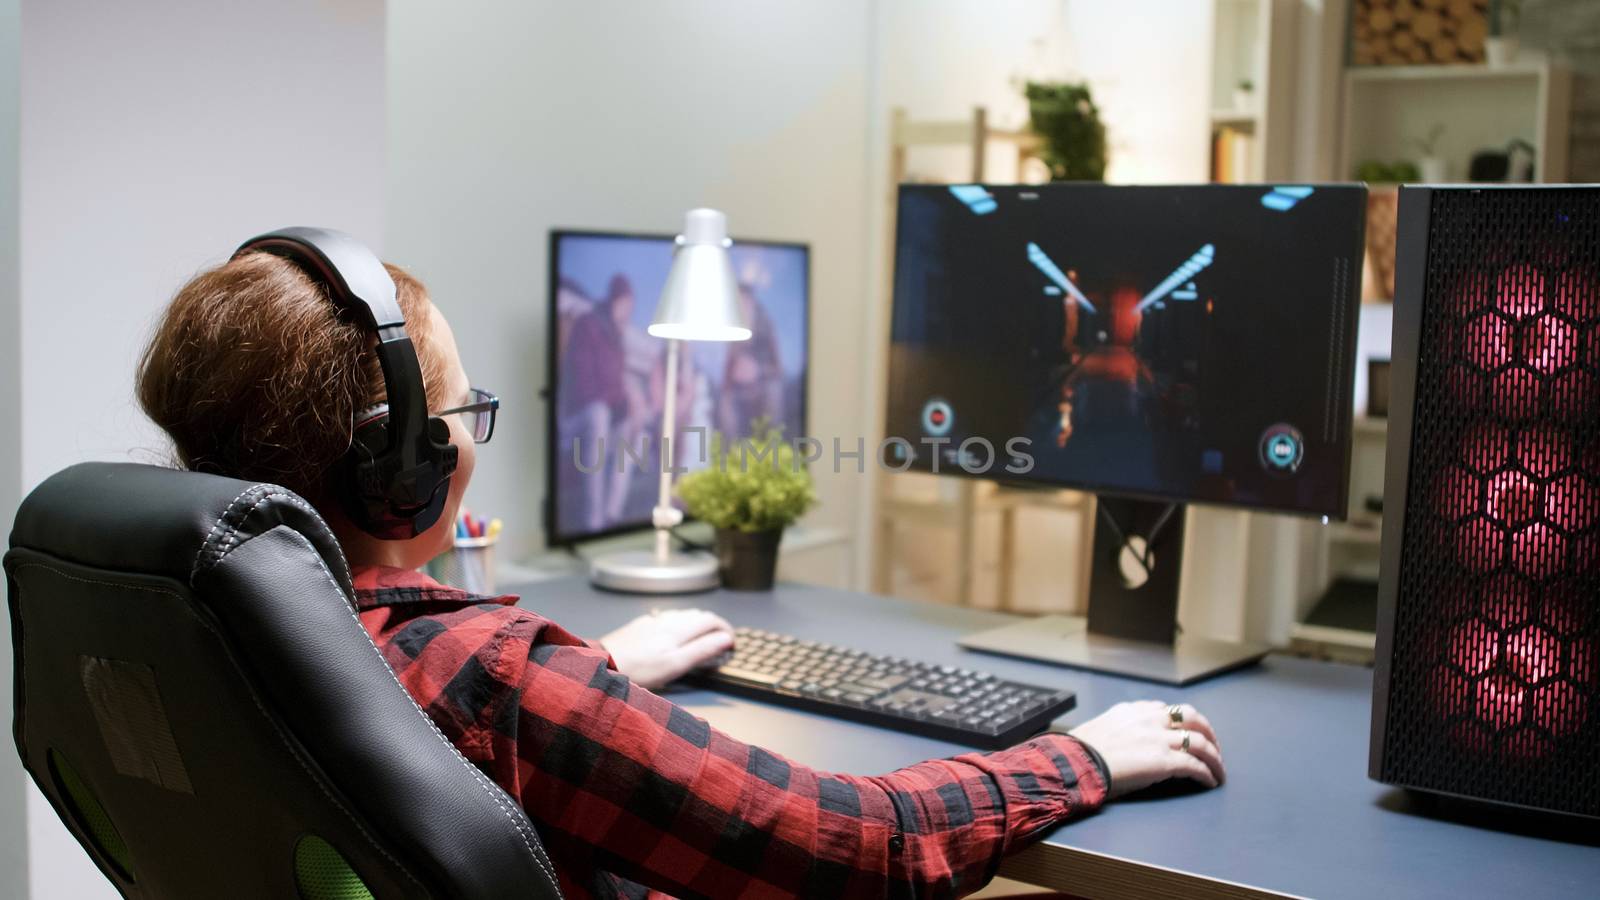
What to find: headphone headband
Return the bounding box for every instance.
[232,227,457,539]
[235,226,404,330]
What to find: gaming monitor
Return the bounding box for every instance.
[546,230,809,545]
[884,183,1367,519]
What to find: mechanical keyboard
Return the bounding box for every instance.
[694,627,1077,748]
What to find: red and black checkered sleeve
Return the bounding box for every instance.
[475,619,1107,899]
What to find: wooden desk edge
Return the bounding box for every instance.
[998,840,1302,900]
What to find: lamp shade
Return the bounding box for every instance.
[648,208,751,342]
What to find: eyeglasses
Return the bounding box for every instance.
[436,387,499,444]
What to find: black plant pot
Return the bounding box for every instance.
[714,527,783,591]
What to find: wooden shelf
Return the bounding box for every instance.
[1327,521,1382,546]
[1347,63,1549,83]
[1354,416,1388,438]
[1210,109,1259,127]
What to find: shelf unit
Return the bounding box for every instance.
[1205,0,1297,183]
[1337,62,1572,182]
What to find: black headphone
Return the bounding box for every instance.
[233,227,458,540]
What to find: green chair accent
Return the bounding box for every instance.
[294,835,375,900]
[48,749,135,881]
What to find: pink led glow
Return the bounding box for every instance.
[1588,324,1599,369]
[1503,728,1554,762]
[1530,682,1587,738]
[1523,314,1577,374]
[1545,474,1597,532]
[1510,523,1566,579]
[1489,368,1542,421]
[1457,519,1505,571]
[1485,471,1540,526]
[1496,264,1546,319]
[1516,426,1572,479]
[1462,314,1513,370]
[1479,573,1531,629]
[1506,625,1561,684]
[1448,619,1498,675]
[1461,421,1510,473]
[1450,721,1494,755]
[1434,466,1480,521]
[1474,673,1526,730]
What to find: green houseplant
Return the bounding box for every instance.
[677,422,817,591]
[1023,80,1108,182]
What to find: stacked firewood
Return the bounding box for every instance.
[1350,0,1489,66]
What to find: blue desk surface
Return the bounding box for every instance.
[511,577,1599,899]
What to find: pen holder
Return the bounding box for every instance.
[427,535,497,595]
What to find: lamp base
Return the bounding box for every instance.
[589,549,719,594]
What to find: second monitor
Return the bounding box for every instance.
[886,183,1365,518]
[886,183,1367,683]
[547,230,810,546]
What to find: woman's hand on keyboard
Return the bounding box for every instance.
[600,608,736,690]
[1070,700,1226,798]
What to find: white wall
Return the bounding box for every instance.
[1061,0,1213,184]
[1,0,28,896]
[13,1,387,897]
[385,0,875,563]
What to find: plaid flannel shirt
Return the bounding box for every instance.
[354,566,1107,899]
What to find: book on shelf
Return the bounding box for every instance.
[1211,126,1254,183]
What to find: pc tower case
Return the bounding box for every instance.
[1371,185,1599,818]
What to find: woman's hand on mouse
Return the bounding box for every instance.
[1069,700,1225,798]
[600,608,735,690]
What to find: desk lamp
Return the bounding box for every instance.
[590,209,751,593]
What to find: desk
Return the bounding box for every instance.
[512,577,1599,899]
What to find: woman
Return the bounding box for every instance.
[137,247,1225,899]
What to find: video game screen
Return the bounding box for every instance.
[547,231,809,544]
[884,183,1366,518]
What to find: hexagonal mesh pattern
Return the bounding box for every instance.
[1380,188,1600,817]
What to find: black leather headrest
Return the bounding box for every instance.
[9,462,352,600]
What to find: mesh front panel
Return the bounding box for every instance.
[1380,188,1600,816]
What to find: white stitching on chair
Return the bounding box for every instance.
[256,532,565,898]
[189,487,353,596]
[12,563,424,890]
[189,485,261,585]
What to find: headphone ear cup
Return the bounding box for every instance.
[339,413,398,535]
[427,416,459,477]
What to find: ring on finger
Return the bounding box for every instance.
[1167,704,1184,727]
[1180,731,1192,753]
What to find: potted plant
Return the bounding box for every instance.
[1023,80,1108,182]
[676,422,816,591]
[1485,0,1521,67]
[1409,123,1447,183]
[1233,78,1255,113]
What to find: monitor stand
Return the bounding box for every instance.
[958,496,1270,685]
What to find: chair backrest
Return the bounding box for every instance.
[6,463,562,900]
